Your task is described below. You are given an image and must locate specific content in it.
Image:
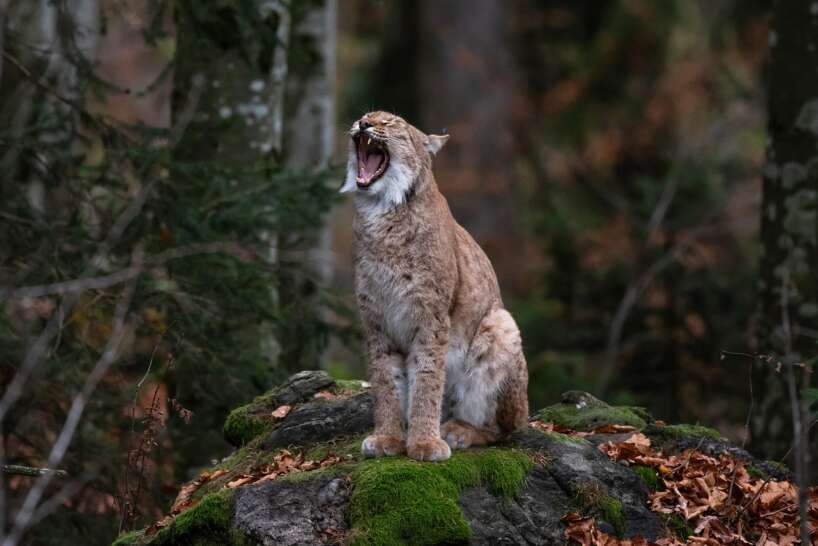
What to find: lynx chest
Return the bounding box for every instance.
[355,255,422,351]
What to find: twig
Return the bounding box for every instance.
[779,269,809,546]
[0,242,248,300]
[597,223,719,393]
[3,254,139,546]
[1,466,67,478]
[0,50,116,134]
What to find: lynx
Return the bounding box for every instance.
[341,111,529,462]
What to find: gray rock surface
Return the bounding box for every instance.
[233,476,350,546]
[261,391,374,450]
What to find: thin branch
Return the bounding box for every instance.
[3,256,139,546]
[779,269,809,546]
[1,466,67,479]
[0,50,116,134]
[596,223,719,393]
[1,242,248,300]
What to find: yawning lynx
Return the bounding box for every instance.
[341,111,529,462]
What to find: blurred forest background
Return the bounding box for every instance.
[0,1,816,544]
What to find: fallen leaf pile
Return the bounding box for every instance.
[561,429,818,545]
[225,449,342,489]
[169,468,227,515]
[562,512,651,546]
[147,449,345,536]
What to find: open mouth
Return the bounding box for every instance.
[355,134,389,187]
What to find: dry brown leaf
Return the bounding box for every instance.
[169,468,228,515]
[592,424,637,434]
[313,390,337,400]
[226,475,254,488]
[271,404,292,419]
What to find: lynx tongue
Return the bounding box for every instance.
[356,138,387,187]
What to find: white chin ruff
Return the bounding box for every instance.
[341,155,415,213]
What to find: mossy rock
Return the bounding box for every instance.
[530,428,592,446]
[534,391,648,431]
[571,481,626,537]
[651,423,722,440]
[128,373,792,546]
[223,370,335,446]
[632,465,664,491]
[115,490,243,546]
[349,448,532,545]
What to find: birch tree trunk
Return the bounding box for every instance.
[277,0,337,372]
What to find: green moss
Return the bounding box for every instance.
[535,404,646,431]
[334,379,369,394]
[151,490,243,546]
[572,482,626,537]
[632,465,664,491]
[279,463,353,483]
[656,424,721,440]
[659,513,693,540]
[223,403,271,446]
[111,530,143,546]
[349,448,532,545]
[764,460,790,473]
[747,465,768,480]
[531,428,591,445]
[304,434,366,461]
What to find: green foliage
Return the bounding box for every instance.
[349,449,532,545]
[632,465,664,491]
[1,1,340,543]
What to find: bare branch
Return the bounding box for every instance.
[596,223,720,393]
[1,466,67,479]
[1,241,248,300]
[3,253,139,546]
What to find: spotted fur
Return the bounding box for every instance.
[347,111,529,462]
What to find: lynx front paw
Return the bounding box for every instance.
[406,436,451,462]
[361,434,405,458]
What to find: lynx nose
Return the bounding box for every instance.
[359,119,372,132]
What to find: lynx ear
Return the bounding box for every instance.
[425,134,450,155]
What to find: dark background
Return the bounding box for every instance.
[0,1,815,544]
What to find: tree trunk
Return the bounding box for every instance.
[413,0,528,295]
[277,0,337,372]
[753,0,818,472]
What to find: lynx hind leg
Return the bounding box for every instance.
[443,308,528,450]
[496,350,529,434]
